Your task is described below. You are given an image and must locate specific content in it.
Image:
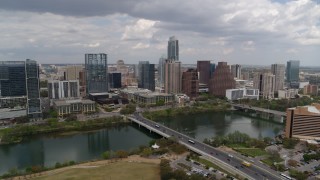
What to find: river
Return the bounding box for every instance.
[0,111,283,175]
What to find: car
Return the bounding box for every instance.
[228,154,234,158]
[155,124,160,128]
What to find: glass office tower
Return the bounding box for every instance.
[0,61,26,97]
[167,36,179,61]
[138,61,155,91]
[85,53,108,94]
[286,60,300,82]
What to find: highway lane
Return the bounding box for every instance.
[132,113,284,180]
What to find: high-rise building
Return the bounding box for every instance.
[285,103,320,139]
[138,61,155,91]
[271,64,285,92]
[158,57,166,87]
[253,72,275,99]
[182,69,199,99]
[197,61,211,85]
[164,59,181,94]
[108,72,122,89]
[286,60,300,82]
[0,60,42,119]
[209,62,235,97]
[303,84,318,96]
[85,53,108,95]
[231,64,241,79]
[65,65,83,81]
[48,80,80,99]
[167,36,179,60]
[25,59,42,119]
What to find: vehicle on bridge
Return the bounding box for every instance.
[188,139,195,144]
[241,161,252,167]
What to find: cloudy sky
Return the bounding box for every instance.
[0,0,319,65]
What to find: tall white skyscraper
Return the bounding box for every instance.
[271,64,285,91]
[253,72,275,99]
[167,36,179,60]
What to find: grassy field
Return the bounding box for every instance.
[234,148,267,157]
[34,161,160,180]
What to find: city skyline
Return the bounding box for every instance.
[0,1,319,65]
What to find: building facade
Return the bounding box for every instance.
[158,57,166,87]
[271,64,285,91]
[182,69,199,99]
[138,61,155,91]
[164,59,181,94]
[85,53,108,95]
[286,60,300,82]
[285,104,320,139]
[253,73,275,99]
[65,65,83,81]
[303,84,318,96]
[48,80,80,99]
[197,61,211,85]
[209,62,235,97]
[0,60,42,119]
[108,72,122,89]
[167,36,179,60]
[53,99,95,116]
[226,88,259,101]
[278,89,299,99]
[231,64,241,79]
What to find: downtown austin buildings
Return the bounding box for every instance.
[271,64,285,92]
[209,62,235,97]
[167,36,179,60]
[286,60,300,83]
[253,72,275,99]
[138,61,155,91]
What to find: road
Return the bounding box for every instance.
[130,112,285,180]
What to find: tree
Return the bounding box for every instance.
[102,151,110,159]
[115,150,129,158]
[288,159,298,167]
[141,148,152,157]
[283,138,299,149]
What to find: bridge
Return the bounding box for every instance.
[128,113,285,180]
[232,104,286,117]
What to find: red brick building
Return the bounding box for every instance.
[182,69,199,99]
[209,62,235,97]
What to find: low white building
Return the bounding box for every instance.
[278,89,299,99]
[226,88,259,101]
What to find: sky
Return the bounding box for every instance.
[0,0,319,66]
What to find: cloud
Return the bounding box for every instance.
[0,0,319,65]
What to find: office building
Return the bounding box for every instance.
[0,60,42,119]
[25,59,42,119]
[138,61,155,91]
[158,57,166,87]
[231,64,241,79]
[253,73,275,99]
[285,103,320,139]
[226,88,259,101]
[85,53,108,95]
[164,59,181,94]
[278,89,299,99]
[209,62,235,97]
[53,99,95,117]
[48,80,80,99]
[286,60,300,82]
[303,84,318,96]
[108,72,122,89]
[197,61,212,85]
[182,69,199,99]
[167,36,179,60]
[65,65,83,81]
[271,64,285,91]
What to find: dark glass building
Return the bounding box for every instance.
[167,36,179,60]
[0,61,26,97]
[286,60,300,82]
[0,60,42,119]
[108,72,121,88]
[85,53,108,94]
[138,61,155,91]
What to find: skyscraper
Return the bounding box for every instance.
[167,36,179,60]
[182,69,199,99]
[209,62,235,97]
[48,80,80,99]
[197,61,211,85]
[164,59,181,94]
[0,60,42,119]
[271,64,285,91]
[253,72,275,99]
[158,57,166,87]
[138,61,155,91]
[108,72,122,89]
[65,65,83,81]
[286,60,300,82]
[231,64,242,79]
[85,53,108,95]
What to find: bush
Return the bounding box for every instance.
[283,138,300,149]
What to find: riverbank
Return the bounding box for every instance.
[0,116,126,145]
[8,155,161,180]
[142,101,230,121]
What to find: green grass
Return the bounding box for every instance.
[196,158,232,177]
[261,156,283,166]
[227,144,248,148]
[34,161,160,180]
[234,148,267,157]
